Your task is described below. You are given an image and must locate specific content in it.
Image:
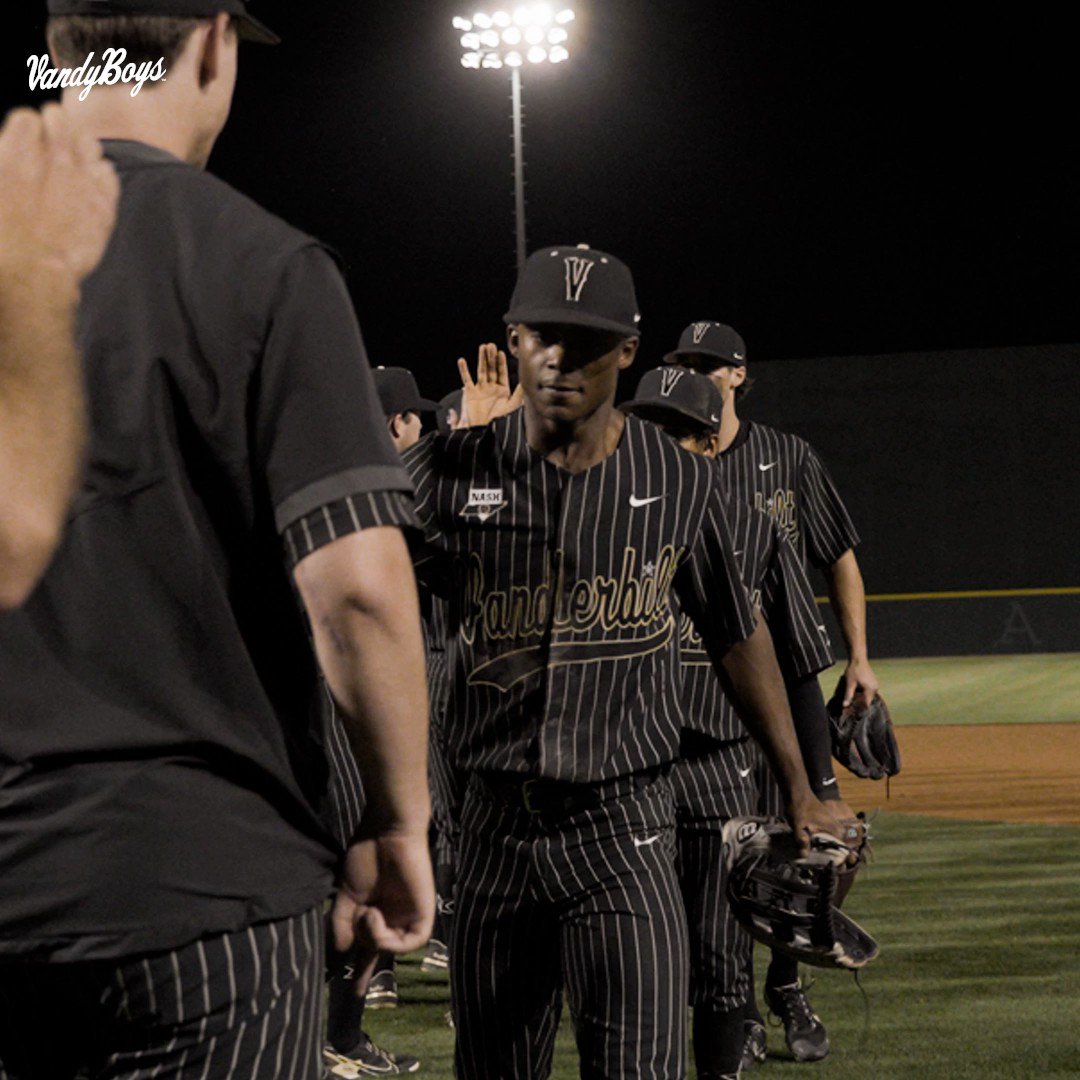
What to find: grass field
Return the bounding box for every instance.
[361,655,1080,1078]
[816,654,1080,726]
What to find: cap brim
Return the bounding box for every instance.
[416,397,439,413]
[621,399,715,430]
[504,307,640,338]
[236,13,280,44]
[662,348,745,367]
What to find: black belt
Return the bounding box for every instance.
[476,767,663,817]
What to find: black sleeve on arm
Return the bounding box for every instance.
[253,244,413,534]
[785,671,840,799]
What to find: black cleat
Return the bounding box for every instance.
[740,1018,767,1070]
[323,1034,421,1076]
[765,980,830,1062]
[364,968,399,1009]
[420,937,449,973]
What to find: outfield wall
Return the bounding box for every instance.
[737,343,1079,657]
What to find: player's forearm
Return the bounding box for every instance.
[0,264,84,610]
[824,549,868,661]
[785,671,840,799]
[297,529,432,839]
[712,616,814,803]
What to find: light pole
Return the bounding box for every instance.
[454,5,576,272]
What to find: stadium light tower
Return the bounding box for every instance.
[454,5,576,271]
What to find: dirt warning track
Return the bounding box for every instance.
[839,722,1080,825]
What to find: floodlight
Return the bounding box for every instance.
[473,11,493,28]
[452,16,473,31]
[525,25,544,44]
[527,45,547,63]
[492,9,511,26]
[482,53,504,68]
[555,9,575,24]
[502,27,522,44]
[461,51,482,68]
[548,27,567,44]
[461,32,481,48]
[480,29,500,47]
[549,45,569,62]
[533,3,554,24]
[504,50,524,66]
[513,6,530,25]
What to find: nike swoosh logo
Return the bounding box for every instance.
[710,414,721,423]
[738,766,752,778]
[629,495,665,508]
[822,777,837,787]
[633,834,661,848]
[758,462,777,472]
[817,624,828,633]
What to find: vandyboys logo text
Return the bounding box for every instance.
[28,51,167,101]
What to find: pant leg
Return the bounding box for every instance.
[451,780,562,1080]
[100,905,325,1080]
[545,776,689,1080]
[0,907,325,1080]
[671,740,757,1015]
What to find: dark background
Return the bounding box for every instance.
[8,1,1079,652]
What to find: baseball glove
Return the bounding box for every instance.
[826,679,901,780]
[722,816,879,970]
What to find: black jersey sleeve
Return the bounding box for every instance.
[799,444,860,568]
[675,484,758,651]
[760,528,836,680]
[255,245,413,534]
[401,432,453,593]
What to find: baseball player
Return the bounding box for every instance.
[397,245,845,1079]
[663,321,881,1065]
[622,368,856,1079]
[0,104,118,608]
[321,366,436,1076]
[0,6,433,1078]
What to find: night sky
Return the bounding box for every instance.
[10,2,1077,401]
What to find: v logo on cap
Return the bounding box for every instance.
[564,257,595,302]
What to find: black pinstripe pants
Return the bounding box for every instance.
[670,737,757,1013]
[452,772,689,1080]
[0,906,324,1080]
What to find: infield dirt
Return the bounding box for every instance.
[840,721,1080,825]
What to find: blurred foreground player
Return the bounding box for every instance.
[623,369,857,1079]
[0,104,118,609]
[0,6,432,1078]
[402,245,844,1079]
[664,321,880,1065]
[322,366,435,1075]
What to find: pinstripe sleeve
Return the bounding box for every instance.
[676,485,758,650]
[401,433,451,592]
[759,528,835,679]
[800,445,860,568]
[282,490,419,569]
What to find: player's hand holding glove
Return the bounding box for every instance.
[722,815,878,970]
[826,677,901,780]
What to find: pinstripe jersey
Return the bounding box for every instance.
[714,421,859,569]
[402,410,757,783]
[678,484,834,743]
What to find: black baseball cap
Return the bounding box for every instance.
[622,367,724,432]
[372,367,437,417]
[663,321,747,369]
[46,0,281,44]
[504,244,641,338]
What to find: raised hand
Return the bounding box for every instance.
[457,342,524,427]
